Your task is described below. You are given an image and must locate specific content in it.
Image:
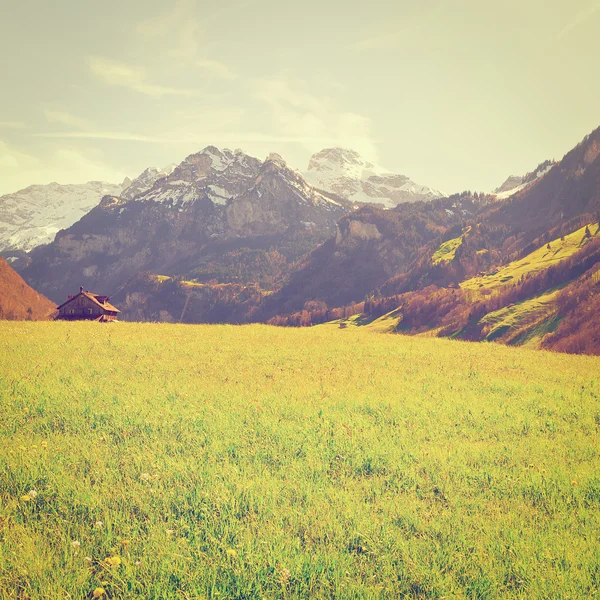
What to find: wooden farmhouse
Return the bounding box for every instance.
[56,287,120,322]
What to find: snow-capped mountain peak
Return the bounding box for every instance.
[123,147,347,212]
[0,180,124,252]
[304,148,443,208]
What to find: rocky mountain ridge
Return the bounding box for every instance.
[120,164,177,201]
[20,147,352,303]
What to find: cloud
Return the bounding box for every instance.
[136,0,203,61]
[88,57,202,97]
[196,59,237,80]
[0,140,27,170]
[0,139,126,194]
[354,30,408,51]
[29,130,358,147]
[253,77,378,160]
[31,131,160,142]
[43,109,95,130]
[557,1,600,39]
[0,121,29,129]
[353,1,444,51]
[136,0,255,62]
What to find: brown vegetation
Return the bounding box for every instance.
[0,258,56,320]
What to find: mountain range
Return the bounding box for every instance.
[19,147,351,302]
[0,148,442,257]
[3,126,599,354]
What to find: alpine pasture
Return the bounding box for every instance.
[1,322,599,599]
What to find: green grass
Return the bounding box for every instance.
[479,289,560,344]
[432,236,464,265]
[321,309,402,334]
[461,223,600,292]
[1,322,600,599]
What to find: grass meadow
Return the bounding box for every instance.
[1,322,599,599]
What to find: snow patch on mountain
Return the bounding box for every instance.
[0,181,123,252]
[493,159,556,200]
[207,185,232,205]
[303,148,443,208]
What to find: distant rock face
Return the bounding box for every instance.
[303,148,443,208]
[494,175,524,195]
[21,147,352,302]
[335,219,382,246]
[0,181,124,252]
[493,159,556,199]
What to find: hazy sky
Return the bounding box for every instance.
[0,0,599,195]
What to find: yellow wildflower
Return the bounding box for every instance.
[20,495,32,502]
[105,555,122,567]
[226,548,237,557]
[92,587,106,598]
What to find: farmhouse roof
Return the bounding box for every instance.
[56,291,120,313]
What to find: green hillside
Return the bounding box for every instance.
[478,289,561,345]
[1,322,599,598]
[431,235,463,265]
[461,223,599,292]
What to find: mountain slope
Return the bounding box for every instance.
[484,127,600,249]
[259,194,487,316]
[20,148,352,303]
[0,181,123,252]
[304,148,443,208]
[0,257,56,320]
[280,221,600,354]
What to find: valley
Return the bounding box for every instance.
[2,3,598,598]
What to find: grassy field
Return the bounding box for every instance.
[320,311,402,334]
[1,322,599,599]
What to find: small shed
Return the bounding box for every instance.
[56,287,120,322]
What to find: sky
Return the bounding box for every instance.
[0,0,599,196]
